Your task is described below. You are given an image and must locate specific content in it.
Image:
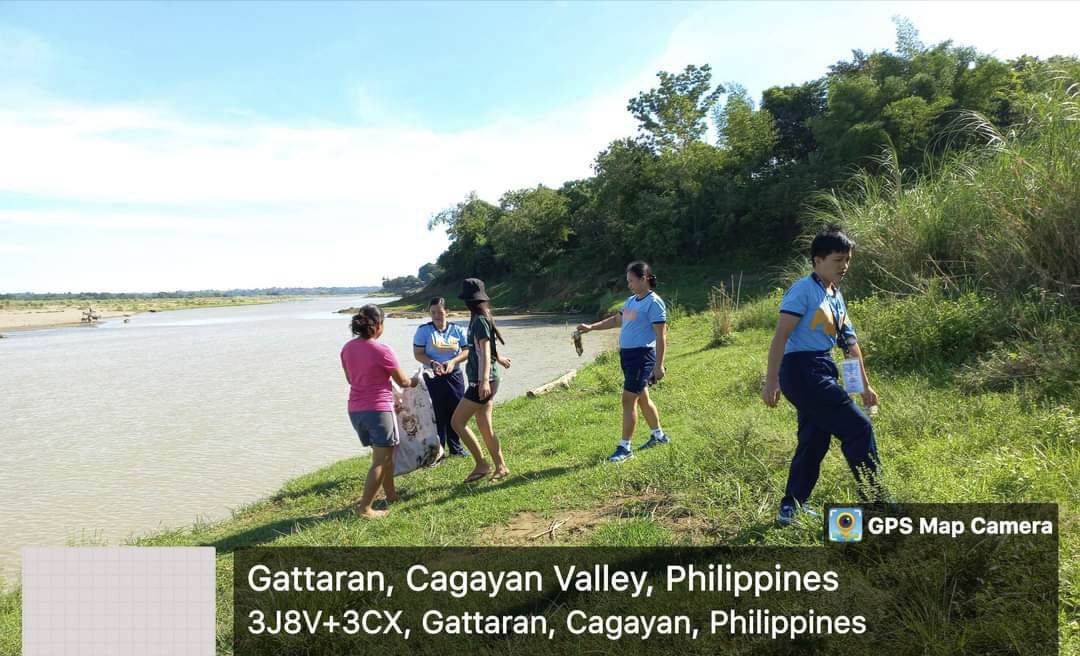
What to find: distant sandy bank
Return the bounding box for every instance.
[0,296,302,334]
[0,309,131,333]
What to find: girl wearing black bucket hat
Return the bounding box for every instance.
[449,278,513,483]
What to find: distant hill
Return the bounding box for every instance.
[0,287,381,301]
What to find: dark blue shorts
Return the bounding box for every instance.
[620,347,656,394]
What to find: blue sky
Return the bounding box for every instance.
[1,1,1077,293]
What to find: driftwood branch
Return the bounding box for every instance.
[526,370,577,398]
[528,519,566,541]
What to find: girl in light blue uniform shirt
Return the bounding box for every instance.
[578,261,671,463]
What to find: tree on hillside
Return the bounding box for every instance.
[382,275,421,293]
[490,186,572,273]
[713,84,779,178]
[628,64,724,152]
[810,18,1024,171]
[583,138,666,263]
[418,262,443,283]
[761,80,827,164]
[428,193,502,278]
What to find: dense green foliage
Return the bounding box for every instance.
[427,22,1078,286]
[807,73,1080,401]
[381,275,422,293]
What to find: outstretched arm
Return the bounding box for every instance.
[391,367,420,389]
[577,312,621,333]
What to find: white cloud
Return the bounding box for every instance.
[0,94,633,207]
[0,209,243,235]
[0,244,38,255]
[0,79,638,291]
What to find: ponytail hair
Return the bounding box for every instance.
[466,300,505,353]
[626,261,657,289]
[351,304,384,339]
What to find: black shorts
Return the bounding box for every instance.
[464,379,500,404]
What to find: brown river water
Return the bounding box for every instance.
[0,296,616,581]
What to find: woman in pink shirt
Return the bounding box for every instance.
[341,304,419,518]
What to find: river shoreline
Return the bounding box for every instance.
[0,309,133,332]
[0,296,309,334]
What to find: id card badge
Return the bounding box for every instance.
[841,358,865,393]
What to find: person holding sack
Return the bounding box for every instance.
[341,304,420,519]
[413,296,469,457]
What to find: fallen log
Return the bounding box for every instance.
[526,370,577,398]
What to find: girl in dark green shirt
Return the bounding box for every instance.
[448,278,512,483]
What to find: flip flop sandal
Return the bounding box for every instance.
[463,471,489,484]
[489,470,511,482]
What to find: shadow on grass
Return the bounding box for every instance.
[207,507,355,555]
[206,464,595,554]
[668,344,716,360]
[726,520,781,545]
[422,463,595,510]
[269,477,361,503]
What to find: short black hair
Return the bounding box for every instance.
[810,223,855,262]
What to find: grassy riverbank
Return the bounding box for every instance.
[1,304,1075,654]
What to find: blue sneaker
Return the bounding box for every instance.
[607,444,634,463]
[638,433,670,450]
[777,504,821,526]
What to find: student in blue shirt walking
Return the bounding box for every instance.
[413,297,469,457]
[577,261,671,463]
[763,224,887,525]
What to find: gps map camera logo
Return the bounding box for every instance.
[828,507,863,543]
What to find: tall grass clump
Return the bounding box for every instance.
[851,286,1010,370]
[734,287,784,331]
[805,82,1080,400]
[707,283,738,345]
[813,82,1079,302]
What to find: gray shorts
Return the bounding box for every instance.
[348,410,399,448]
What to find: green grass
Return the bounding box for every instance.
[1,308,1075,655]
